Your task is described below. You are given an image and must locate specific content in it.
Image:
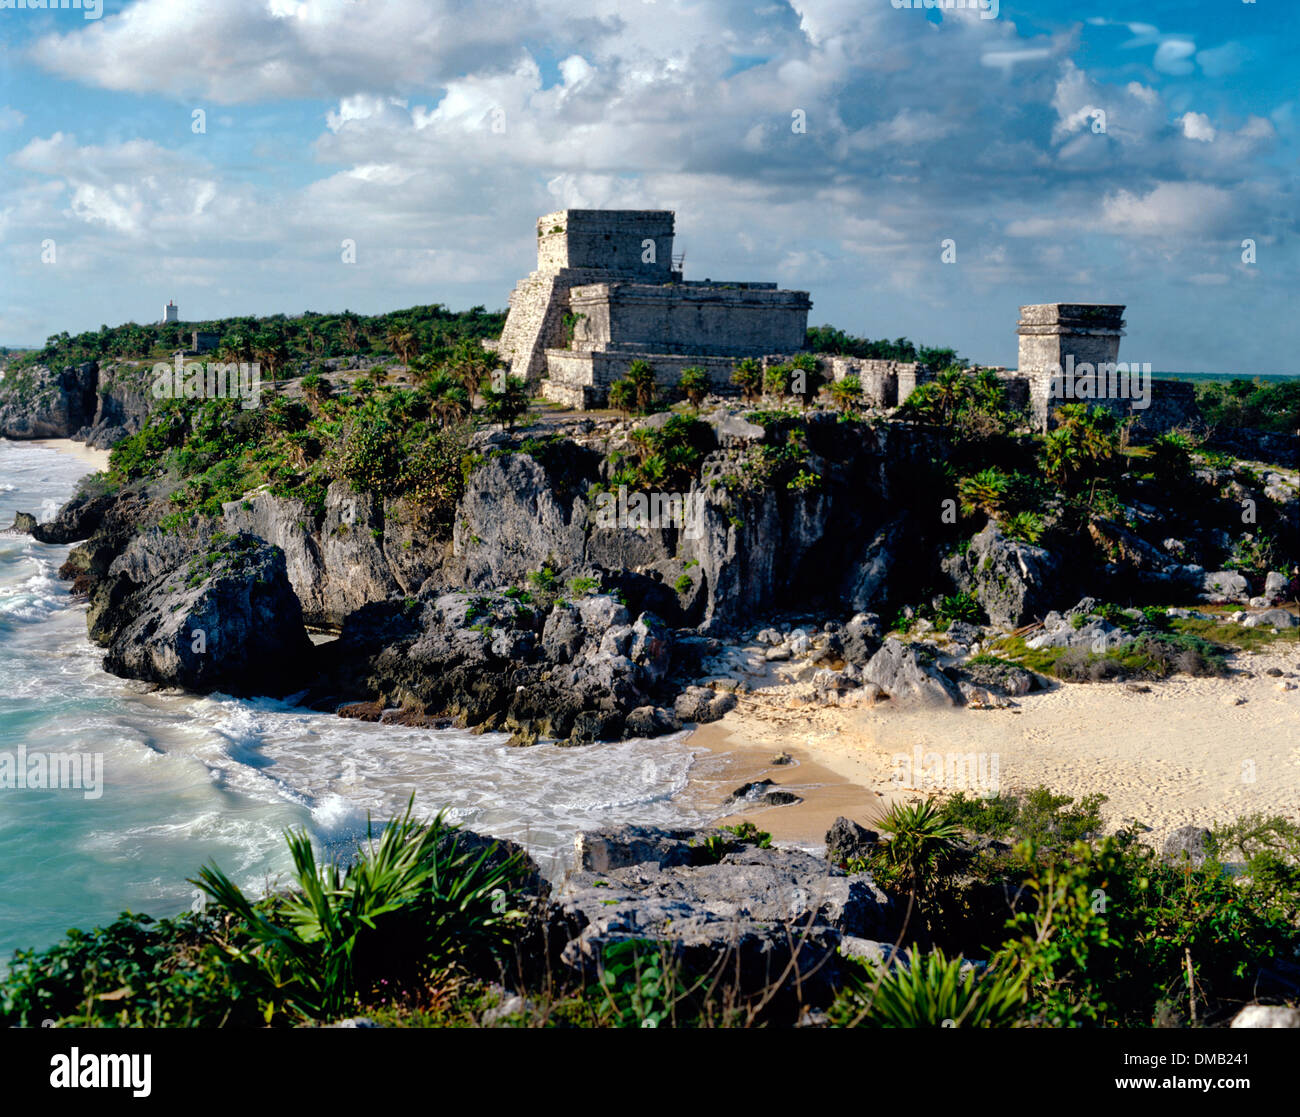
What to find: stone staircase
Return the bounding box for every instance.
[496,267,611,387]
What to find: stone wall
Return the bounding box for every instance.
[567,282,810,358]
[535,209,676,277]
[825,357,934,407]
[542,350,787,409]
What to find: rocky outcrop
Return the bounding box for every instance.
[553,825,893,1006]
[221,485,447,627]
[445,419,950,636]
[31,486,117,545]
[312,591,680,744]
[824,817,879,865]
[77,361,153,448]
[0,360,151,447]
[222,491,328,624]
[98,531,313,695]
[450,452,593,588]
[5,512,38,535]
[863,638,963,706]
[943,521,1062,627]
[0,362,98,438]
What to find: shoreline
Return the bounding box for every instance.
[5,437,111,473]
[684,642,1300,850]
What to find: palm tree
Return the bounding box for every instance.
[678,366,708,407]
[731,357,762,402]
[931,366,967,425]
[341,312,363,355]
[627,359,657,412]
[830,374,863,413]
[791,352,824,407]
[958,467,1012,519]
[764,363,793,398]
[384,320,417,365]
[482,375,529,429]
[254,330,290,385]
[608,379,637,418]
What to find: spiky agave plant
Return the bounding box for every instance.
[833,948,1027,1028]
[868,797,966,945]
[193,797,528,1020]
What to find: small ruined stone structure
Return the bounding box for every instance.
[1017,304,1127,430]
[191,331,219,354]
[824,357,935,407]
[495,210,813,409]
[1015,302,1198,434]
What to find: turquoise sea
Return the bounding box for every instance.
[0,439,714,959]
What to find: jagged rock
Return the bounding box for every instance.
[1162,826,1212,865]
[1202,570,1250,603]
[555,833,892,1005]
[222,490,328,624]
[574,825,699,872]
[943,522,1060,627]
[1025,612,1121,651]
[958,681,1015,708]
[673,686,736,723]
[321,482,401,622]
[1087,517,1169,570]
[100,532,313,695]
[629,612,673,685]
[764,790,802,806]
[31,486,116,544]
[541,603,584,663]
[839,612,883,664]
[964,657,1035,696]
[839,938,909,970]
[708,411,765,446]
[843,515,909,612]
[863,638,962,706]
[0,362,98,438]
[451,452,590,586]
[825,817,879,864]
[7,512,37,534]
[1264,571,1289,602]
[945,620,980,646]
[623,705,681,737]
[1230,1005,1300,1029]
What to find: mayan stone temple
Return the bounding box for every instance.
[493,210,813,409]
[1017,303,1129,431]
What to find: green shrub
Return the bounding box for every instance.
[193,799,528,1021]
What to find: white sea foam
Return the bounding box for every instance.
[0,437,718,955]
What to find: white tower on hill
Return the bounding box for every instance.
[163,300,179,324]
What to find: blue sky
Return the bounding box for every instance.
[1,0,1296,371]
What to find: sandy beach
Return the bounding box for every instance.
[689,642,1300,852]
[24,438,112,472]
